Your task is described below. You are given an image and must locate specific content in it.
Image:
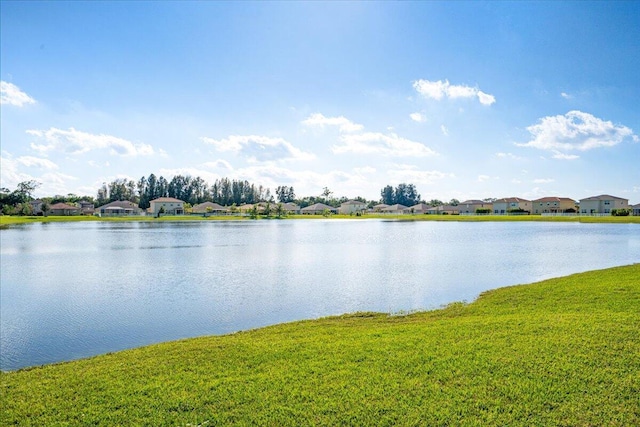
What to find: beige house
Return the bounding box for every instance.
[408,203,431,214]
[531,197,577,214]
[149,197,185,216]
[458,200,493,215]
[492,197,531,214]
[339,200,367,214]
[372,203,389,212]
[192,202,228,215]
[49,202,81,216]
[301,203,337,214]
[579,195,628,215]
[425,204,459,215]
[282,202,301,214]
[96,200,142,216]
[381,204,410,214]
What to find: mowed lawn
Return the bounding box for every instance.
[2,265,639,426]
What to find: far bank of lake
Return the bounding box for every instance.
[1,219,639,370]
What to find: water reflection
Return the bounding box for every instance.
[1,220,638,370]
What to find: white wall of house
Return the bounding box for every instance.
[579,196,628,214]
[339,201,367,214]
[150,198,184,215]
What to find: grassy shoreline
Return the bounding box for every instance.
[2,213,639,228]
[2,264,639,425]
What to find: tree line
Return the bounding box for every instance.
[1,176,477,216]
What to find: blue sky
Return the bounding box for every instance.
[2,1,639,203]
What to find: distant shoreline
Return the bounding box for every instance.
[2,213,640,228]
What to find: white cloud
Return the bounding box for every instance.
[1,153,34,190]
[0,152,81,196]
[517,111,636,158]
[511,179,522,184]
[561,92,573,99]
[440,125,449,136]
[388,164,453,185]
[16,156,59,170]
[495,152,522,160]
[203,159,234,170]
[476,91,496,106]
[409,112,427,122]
[301,113,364,133]
[201,135,315,163]
[477,175,491,182]
[27,127,155,157]
[354,166,376,174]
[413,79,496,106]
[533,178,555,184]
[332,132,437,157]
[552,151,579,160]
[0,81,36,107]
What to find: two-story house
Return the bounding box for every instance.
[531,197,577,214]
[579,195,628,215]
[339,200,368,214]
[492,197,531,214]
[458,200,493,214]
[149,197,185,216]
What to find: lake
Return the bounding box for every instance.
[1,219,639,371]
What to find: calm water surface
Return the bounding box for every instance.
[1,220,639,370]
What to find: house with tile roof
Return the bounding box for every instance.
[149,197,185,216]
[96,200,142,216]
[425,204,459,215]
[458,200,493,215]
[492,197,531,215]
[339,200,367,214]
[531,197,577,214]
[371,203,389,212]
[381,204,410,214]
[282,202,301,214]
[579,195,628,215]
[191,201,228,215]
[48,202,81,216]
[301,203,337,215]
[408,203,431,214]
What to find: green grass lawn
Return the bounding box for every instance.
[2,265,639,426]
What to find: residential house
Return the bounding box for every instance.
[531,197,577,214]
[408,203,431,214]
[425,204,459,215]
[192,202,229,215]
[492,197,531,214]
[96,200,142,216]
[149,197,185,216]
[30,199,43,215]
[371,203,389,212]
[458,200,493,215]
[632,203,640,216]
[579,195,629,215]
[339,200,368,214]
[301,203,337,215]
[48,202,81,216]
[78,200,95,215]
[238,203,259,213]
[282,202,301,214]
[381,204,410,214]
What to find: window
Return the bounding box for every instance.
[604,201,610,205]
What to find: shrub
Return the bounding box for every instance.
[611,209,630,216]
